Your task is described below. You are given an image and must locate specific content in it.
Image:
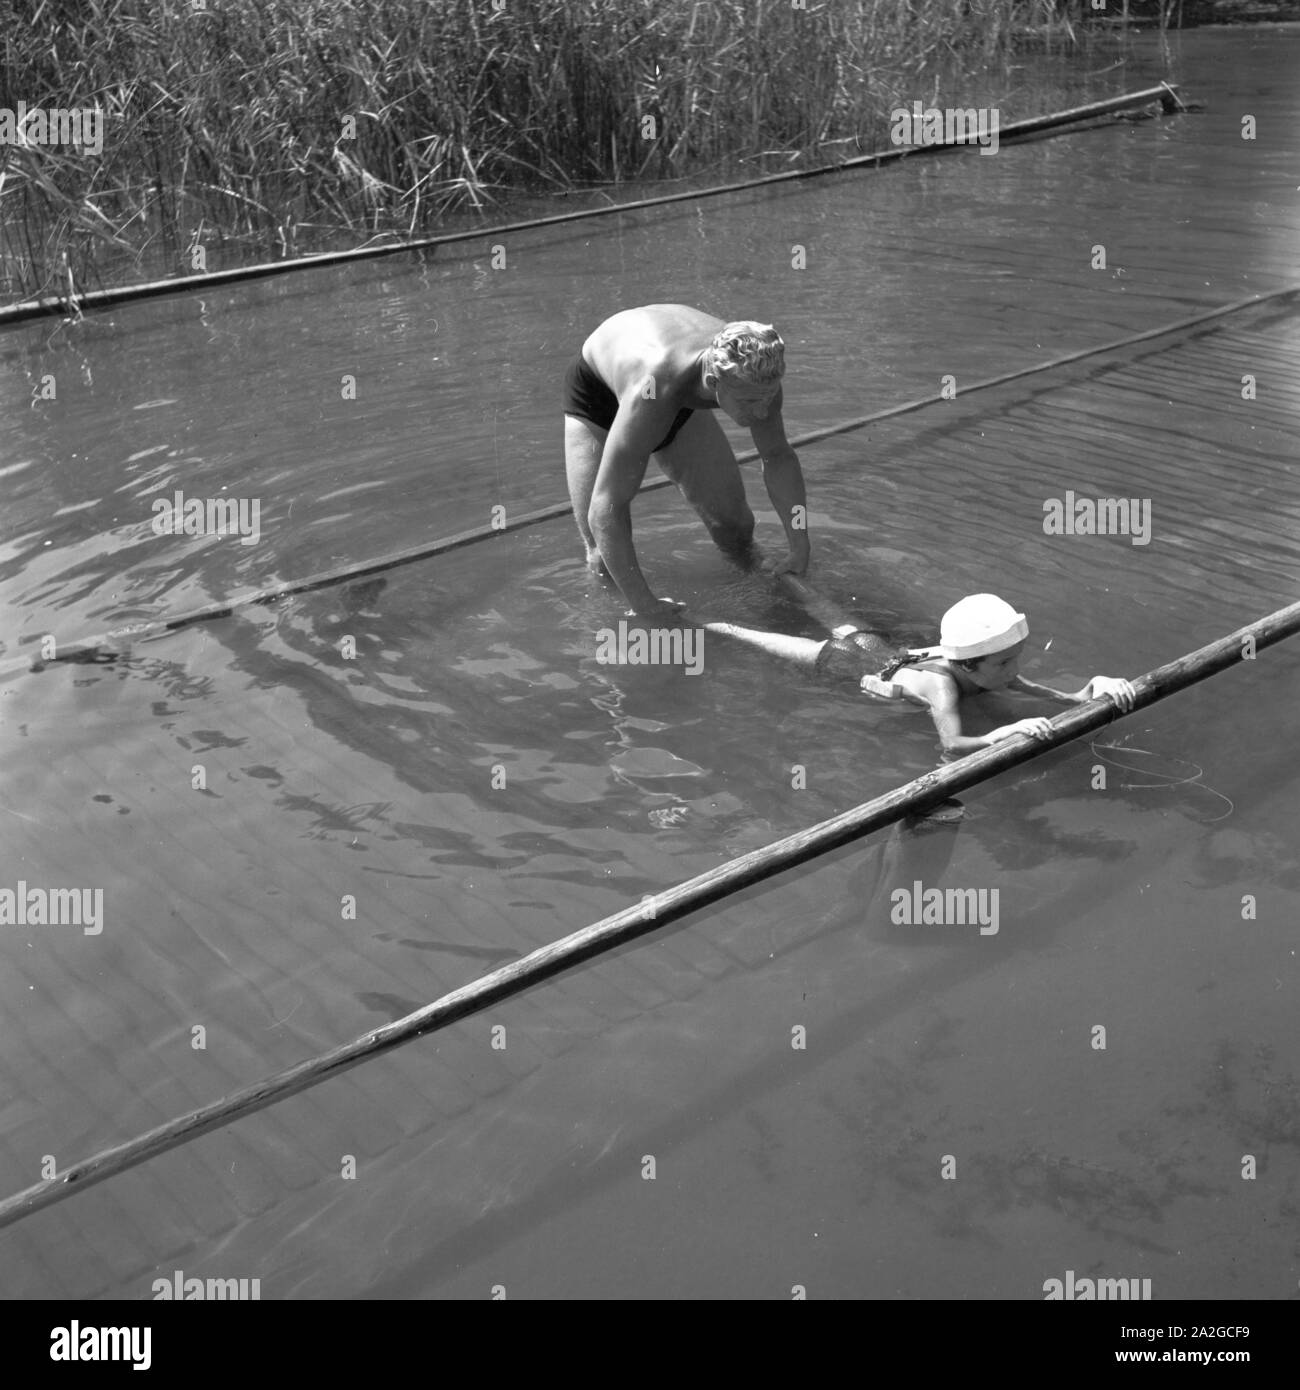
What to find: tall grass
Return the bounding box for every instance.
[1,0,1084,300]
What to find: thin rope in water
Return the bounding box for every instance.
[7,280,1297,683]
[1089,741,1236,821]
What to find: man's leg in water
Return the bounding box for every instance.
[564,413,610,576]
[653,410,757,568]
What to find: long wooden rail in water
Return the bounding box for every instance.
[0,596,1297,1232]
[5,281,1296,687]
[0,86,1184,327]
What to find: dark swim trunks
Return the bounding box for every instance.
[814,632,940,690]
[563,354,694,453]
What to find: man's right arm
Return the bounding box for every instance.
[588,400,680,616]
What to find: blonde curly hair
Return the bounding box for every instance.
[703,321,785,386]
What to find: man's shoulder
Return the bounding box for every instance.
[600,304,714,334]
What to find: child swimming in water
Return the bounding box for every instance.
[706,593,1137,758]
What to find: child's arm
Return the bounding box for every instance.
[913,671,1054,756]
[1009,674,1137,710]
[1007,674,1075,702]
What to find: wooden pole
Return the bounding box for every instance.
[8,282,1294,687]
[1,597,1297,1231]
[0,88,1184,327]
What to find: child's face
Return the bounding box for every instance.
[967,641,1025,690]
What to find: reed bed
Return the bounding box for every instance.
[2,0,1092,299]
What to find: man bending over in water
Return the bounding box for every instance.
[563,305,810,617]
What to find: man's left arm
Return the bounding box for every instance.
[750,391,810,575]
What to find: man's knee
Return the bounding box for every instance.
[708,514,755,554]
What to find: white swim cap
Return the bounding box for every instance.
[939,594,1028,660]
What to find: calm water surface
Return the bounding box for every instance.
[0,28,1297,1298]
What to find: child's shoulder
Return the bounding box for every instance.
[889,655,957,705]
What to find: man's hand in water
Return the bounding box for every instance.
[778,528,806,578]
[1077,676,1137,711]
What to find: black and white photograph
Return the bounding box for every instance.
[0,0,1296,1340]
